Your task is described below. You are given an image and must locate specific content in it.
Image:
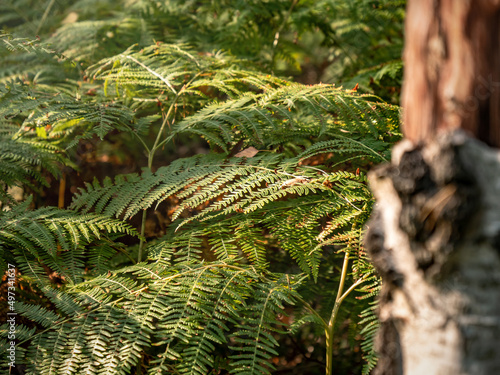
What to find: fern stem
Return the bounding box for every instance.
[129,128,150,154]
[138,100,176,262]
[121,54,177,94]
[37,0,56,34]
[137,135,157,262]
[151,95,178,155]
[325,224,358,375]
[115,242,138,264]
[151,72,200,156]
[339,273,370,303]
[335,134,388,162]
[271,0,298,71]
[58,172,66,208]
[325,250,350,375]
[138,209,147,262]
[153,133,175,152]
[138,72,202,261]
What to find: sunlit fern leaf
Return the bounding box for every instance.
[27,260,300,375]
[15,94,136,143]
[1,201,138,289]
[173,83,399,153]
[88,43,282,101]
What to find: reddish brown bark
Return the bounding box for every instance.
[401,0,500,147]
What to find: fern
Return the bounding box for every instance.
[0,2,406,373]
[358,293,382,375]
[0,125,66,202]
[10,259,300,375]
[1,200,138,281]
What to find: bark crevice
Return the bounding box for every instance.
[366,131,500,375]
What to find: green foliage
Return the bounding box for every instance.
[1,200,137,275]
[0,125,65,204]
[11,260,301,375]
[1,0,405,99]
[0,1,404,374]
[324,0,405,97]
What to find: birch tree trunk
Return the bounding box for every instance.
[365,1,500,374]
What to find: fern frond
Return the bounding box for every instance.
[229,275,297,375]
[89,43,282,103]
[19,259,300,375]
[0,33,60,56]
[359,301,380,375]
[70,139,378,274]
[174,83,400,154]
[0,125,67,202]
[0,3,405,373]
[1,202,138,286]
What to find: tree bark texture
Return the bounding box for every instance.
[401,0,500,147]
[366,0,500,373]
[366,132,500,375]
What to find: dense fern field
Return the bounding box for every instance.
[0,1,404,374]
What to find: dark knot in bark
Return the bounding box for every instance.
[366,131,480,281]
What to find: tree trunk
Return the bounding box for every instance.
[401,0,500,148]
[366,1,500,374]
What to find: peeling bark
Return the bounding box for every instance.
[366,132,500,375]
[368,1,500,372]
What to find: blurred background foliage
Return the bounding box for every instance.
[1,0,405,100]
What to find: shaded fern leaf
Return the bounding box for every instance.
[229,274,298,375]
[0,125,67,203]
[26,98,135,140]
[15,303,60,328]
[359,300,380,375]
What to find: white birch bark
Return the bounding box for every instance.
[366,131,500,375]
